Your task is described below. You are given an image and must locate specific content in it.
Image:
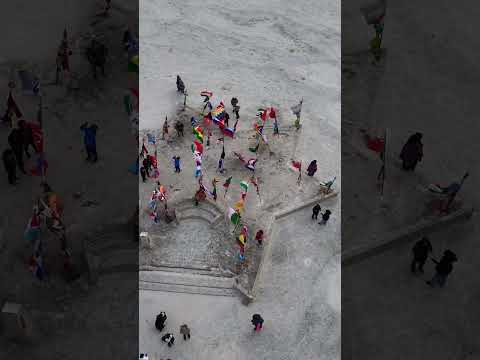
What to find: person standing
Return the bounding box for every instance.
[161,333,175,347]
[80,122,98,162]
[251,314,264,332]
[155,312,167,331]
[140,166,147,183]
[427,250,458,288]
[411,237,433,273]
[255,229,264,246]
[173,156,181,173]
[8,127,26,173]
[180,324,191,341]
[307,160,318,177]
[162,117,169,140]
[2,148,17,185]
[319,210,331,225]
[312,203,321,220]
[400,132,423,171]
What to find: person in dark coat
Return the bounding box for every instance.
[80,122,98,162]
[2,149,17,184]
[312,203,321,220]
[18,120,37,158]
[180,324,191,340]
[224,112,230,127]
[319,210,331,225]
[400,132,423,171]
[176,75,185,94]
[86,37,108,79]
[426,250,457,288]
[174,120,184,137]
[140,166,147,182]
[251,314,264,332]
[307,160,317,177]
[411,237,433,273]
[142,157,151,177]
[8,128,26,173]
[161,333,175,347]
[155,312,167,331]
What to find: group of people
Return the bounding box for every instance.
[154,311,191,348]
[312,203,332,225]
[410,237,458,288]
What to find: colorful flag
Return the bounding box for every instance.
[245,159,257,171]
[222,127,235,138]
[234,200,245,214]
[223,176,232,188]
[193,126,204,143]
[240,181,249,192]
[228,208,241,225]
[200,90,213,98]
[191,140,203,154]
[128,55,139,73]
[249,143,260,153]
[292,160,302,170]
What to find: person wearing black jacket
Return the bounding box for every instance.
[251,314,264,332]
[155,312,167,332]
[18,120,37,158]
[411,237,432,273]
[2,149,17,184]
[427,250,457,288]
[8,128,26,173]
[312,203,321,220]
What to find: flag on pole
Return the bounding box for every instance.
[245,158,257,171]
[240,181,249,192]
[222,127,235,138]
[193,126,204,143]
[228,207,241,225]
[7,92,22,118]
[234,199,245,214]
[191,140,203,154]
[223,176,232,188]
[200,90,213,98]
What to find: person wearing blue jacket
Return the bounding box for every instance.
[80,122,98,162]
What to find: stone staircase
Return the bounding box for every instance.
[82,224,138,284]
[139,270,238,297]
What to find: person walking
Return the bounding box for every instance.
[80,122,99,162]
[307,160,318,177]
[411,237,433,273]
[86,37,108,79]
[180,324,191,341]
[8,127,26,173]
[251,314,264,332]
[427,250,458,288]
[319,210,331,225]
[176,75,185,94]
[2,148,17,185]
[312,203,321,220]
[155,312,167,331]
[161,333,175,347]
[400,132,423,171]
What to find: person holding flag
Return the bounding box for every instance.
[217,145,225,173]
[292,160,302,185]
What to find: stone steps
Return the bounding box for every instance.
[139,264,234,278]
[139,270,237,297]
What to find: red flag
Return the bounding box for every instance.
[292,160,302,170]
[192,141,203,154]
[7,92,22,118]
[260,110,267,122]
[269,107,276,119]
[29,122,44,152]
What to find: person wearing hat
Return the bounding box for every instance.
[427,250,458,288]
